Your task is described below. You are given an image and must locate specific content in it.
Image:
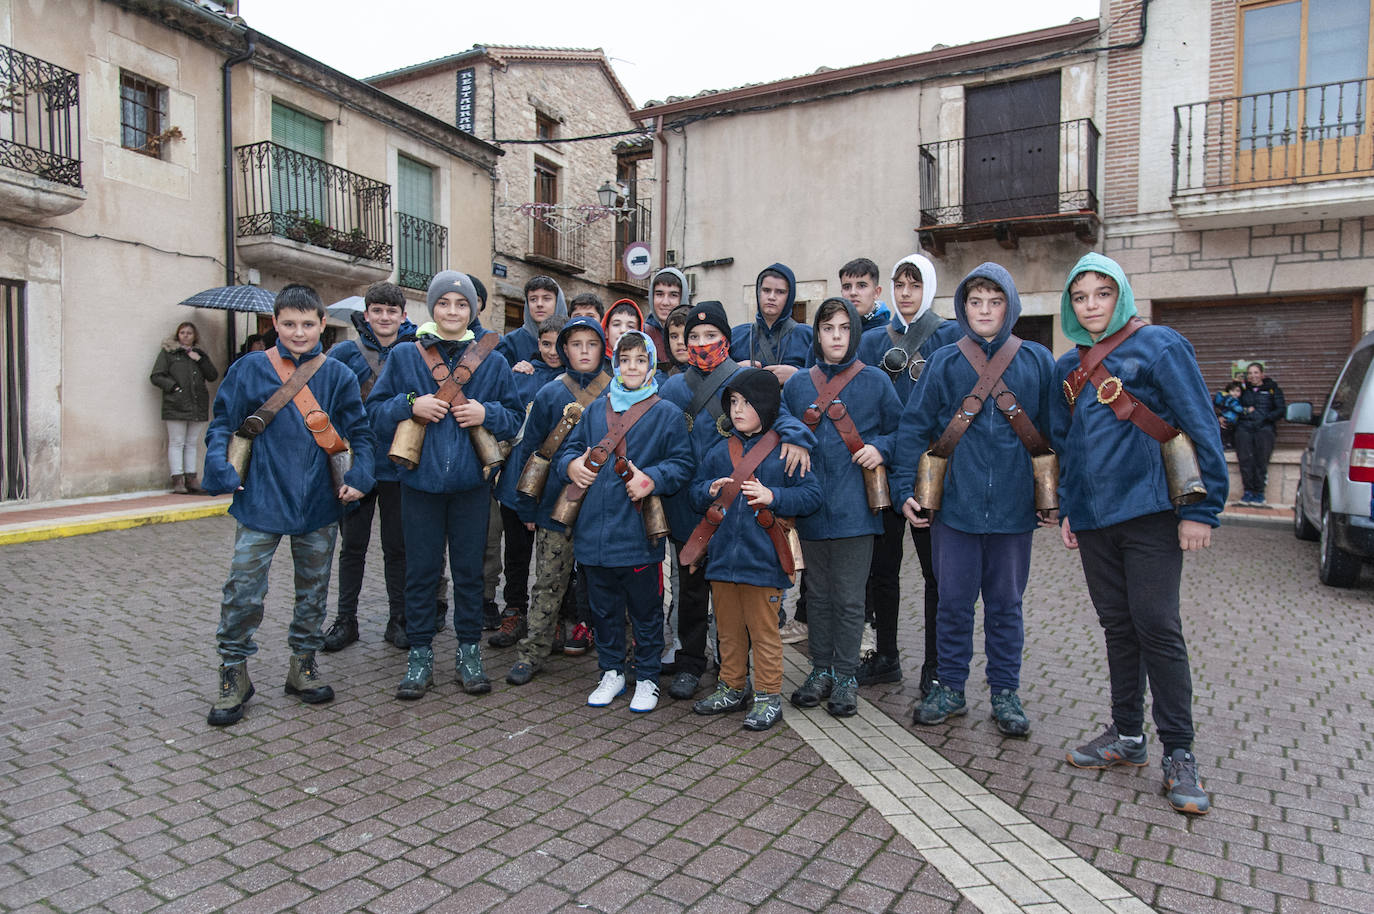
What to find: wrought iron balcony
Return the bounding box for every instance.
[1173,78,1374,194]
[918,118,1099,254]
[523,206,587,274]
[396,212,448,291]
[611,198,652,293]
[0,44,82,191]
[234,141,391,263]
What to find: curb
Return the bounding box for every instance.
[0,500,230,546]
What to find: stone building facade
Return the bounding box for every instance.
[370,47,652,331]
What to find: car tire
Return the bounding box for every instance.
[1293,479,1319,541]
[1319,496,1362,587]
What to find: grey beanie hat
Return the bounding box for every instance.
[427,270,479,314]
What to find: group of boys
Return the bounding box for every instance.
[200,249,1225,816]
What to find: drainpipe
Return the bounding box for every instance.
[654,115,667,270]
[222,30,257,365]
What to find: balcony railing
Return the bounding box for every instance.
[612,198,652,289]
[0,44,81,188]
[396,212,448,290]
[234,141,391,263]
[919,118,1099,228]
[526,209,587,273]
[1173,78,1374,194]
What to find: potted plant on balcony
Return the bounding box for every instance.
[330,227,372,258]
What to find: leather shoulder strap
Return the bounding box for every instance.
[927,336,1021,458]
[686,361,737,420]
[236,350,327,438]
[562,371,611,408]
[678,430,782,566]
[264,350,347,454]
[1063,317,1146,405]
[416,332,501,407]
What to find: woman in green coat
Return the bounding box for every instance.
[150,321,219,493]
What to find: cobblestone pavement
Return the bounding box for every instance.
[0,514,1369,912]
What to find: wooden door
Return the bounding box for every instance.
[963,73,1061,222]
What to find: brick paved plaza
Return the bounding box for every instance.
[0,515,1370,913]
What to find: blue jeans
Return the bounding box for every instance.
[583,563,664,683]
[217,522,338,662]
[401,485,488,648]
[930,520,1031,693]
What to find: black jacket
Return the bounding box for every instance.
[1237,377,1284,431]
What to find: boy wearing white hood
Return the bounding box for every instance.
[857,255,961,696]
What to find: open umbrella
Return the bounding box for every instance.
[179,284,275,314]
[327,295,365,321]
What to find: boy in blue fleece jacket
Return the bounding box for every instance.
[731,263,813,381]
[782,298,901,718]
[1053,253,1226,816]
[555,330,693,713]
[320,281,417,653]
[498,275,567,368]
[367,271,523,700]
[497,316,609,684]
[203,283,376,727]
[690,368,822,730]
[893,263,1055,738]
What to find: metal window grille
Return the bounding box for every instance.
[120,71,165,156]
[1,279,28,502]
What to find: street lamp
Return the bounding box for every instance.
[596,180,620,209]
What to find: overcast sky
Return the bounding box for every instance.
[239,0,1102,110]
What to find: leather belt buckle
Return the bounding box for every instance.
[959,394,983,418]
[1097,376,1124,406]
[1062,378,1077,407]
[705,503,726,526]
[304,409,332,433]
[587,444,610,470]
[754,507,776,529]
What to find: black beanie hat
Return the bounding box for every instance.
[721,367,781,434]
[683,300,732,341]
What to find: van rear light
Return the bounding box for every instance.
[1351,433,1374,482]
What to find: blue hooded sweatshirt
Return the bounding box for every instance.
[730,263,813,369]
[1049,253,1228,531]
[329,309,418,483]
[497,279,568,367]
[644,266,691,358]
[367,326,524,495]
[204,339,377,536]
[857,253,963,405]
[781,298,902,541]
[888,262,1056,536]
[496,316,610,530]
[553,340,693,567]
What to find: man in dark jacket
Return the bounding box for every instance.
[1235,361,1285,504]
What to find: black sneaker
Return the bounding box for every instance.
[1162,749,1210,815]
[383,618,409,650]
[488,609,526,648]
[790,667,834,708]
[856,650,902,686]
[1066,724,1149,769]
[322,615,358,652]
[989,689,1031,737]
[667,670,701,700]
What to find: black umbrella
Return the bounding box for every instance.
[179,284,275,314]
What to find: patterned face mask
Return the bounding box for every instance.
[687,338,731,372]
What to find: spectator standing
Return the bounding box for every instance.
[150,320,219,494]
[1235,361,1285,504]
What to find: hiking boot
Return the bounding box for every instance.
[322,614,358,652]
[778,619,809,644]
[489,609,526,648]
[990,689,1031,737]
[790,667,834,708]
[588,670,626,707]
[1067,724,1149,769]
[667,670,701,700]
[396,646,434,700]
[693,681,751,715]
[207,662,253,726]
[856,650,903,686]
[383,618,409,650]
[743,692,784,731]
[564,622,591,655]
[482,600,501,631]
[826,675,859,717]
[630,679,660,713]
[912,682,967,725]
[456,642,491,694]
[285,652,334,704]
[506,660,535,686]
[1162,749,1210,815]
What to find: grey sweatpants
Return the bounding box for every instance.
[799,535,874,678]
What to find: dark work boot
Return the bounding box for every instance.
[284,652,335,704]
[322,613,359,652]
[207,662,253,726]
[489,609,526,648]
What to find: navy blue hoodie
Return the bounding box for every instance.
[780,299,902,540]
[888,263,1056,536]
[497,280,568,367]
[730,263,813,369]
[204,339,376,536]
[329,309,417,483]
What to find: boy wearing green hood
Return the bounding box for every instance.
[1050,253,1228,816]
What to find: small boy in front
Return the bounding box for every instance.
[691,369,822,729]
[368,271,523,699]
[555,330,692,713]
[782,298,901,718]
[893,264,1055,737]
[321,281,417,652]
[500,316,610,685]
[202,283,375,726]
[1053,253,1226,816]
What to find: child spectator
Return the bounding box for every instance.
[782,298,901,718]
[688,369,822,729]
[499,275,567,370]
[321,281,417,652]
[732,263,812,382]
[568,292,605,320]
[555,330,692,712]
[202,283,375,726]
[1213,379,1243,450]
[368,271,523,699]
[602,298,643,356]
[500,316,610,684]
[893,264,1055,737]
[1053,253,1226,816]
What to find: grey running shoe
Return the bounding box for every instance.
[743,693,783,731]
[826,675,859,717]
[1162,749,1210,815]
[1066,724,1149,769]
[456,642,491,694]
[693,681,751,715]
[989,689,1030,737]
[790,667,834,708]
[396,647,434,700]
[912,682,967,725]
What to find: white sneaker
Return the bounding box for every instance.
[588,671,626,707]
[779,620,808,644]
[860,625,877,654]
[629,679,660,713]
